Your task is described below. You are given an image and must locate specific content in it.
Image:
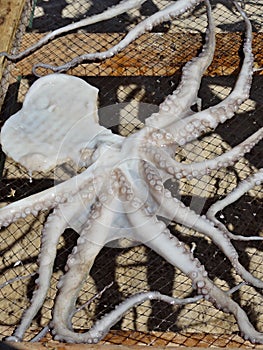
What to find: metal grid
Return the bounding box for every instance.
[0,0,262,347]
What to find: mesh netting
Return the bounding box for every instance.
[0,0,262,347]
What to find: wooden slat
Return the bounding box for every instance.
[2,330,263,349]
[12,32,263,77]
[0,0,27,81]
[3,344,259,350]
[1,343,193,350]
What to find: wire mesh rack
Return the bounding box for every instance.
[0,0,262,348]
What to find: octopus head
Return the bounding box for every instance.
[0,74,108,172]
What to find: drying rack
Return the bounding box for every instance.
[0,0,262,349]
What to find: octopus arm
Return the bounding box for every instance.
[5,183,100,342]
[140,161,263,287]
[166,2,254,145]
[125,200,263,344]
[6,206,74,342]
[51,193,124,343]
[143,127,263,180]
[145,0,215,128]
[0,0,147,61]
[117,170,207,277]
[204,277,263,344]
[54,290,202,344]
[153,186,263,288]
[0,165,101,228]
[33,0,203,74]
[206,168,263,240]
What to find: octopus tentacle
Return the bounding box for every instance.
[6,207,71,342]
[30,282,248,343]
[140,161,263,288]
[6,188,99,342]
[67,278,250,344]
[206,168,263,240]
[54,290,203,344]
[0,0,147,61]
[146,0,215,128]
[32,0,203,74]
[161,192,263,288]
[52,238,103,343]
[118,169,208,281]
[0,185,65,228]
[142,127,263,180]
[125,197,263,343]
[204,278,263,344]
[0,165,103,227]
[165,1,254,145]
[51,187,124,343]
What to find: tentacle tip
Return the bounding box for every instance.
[5,335,22,342]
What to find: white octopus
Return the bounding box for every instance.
[0,0,262,344]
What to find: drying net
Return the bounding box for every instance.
[0,0,262,347]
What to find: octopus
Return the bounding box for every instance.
[0,0,262,345]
